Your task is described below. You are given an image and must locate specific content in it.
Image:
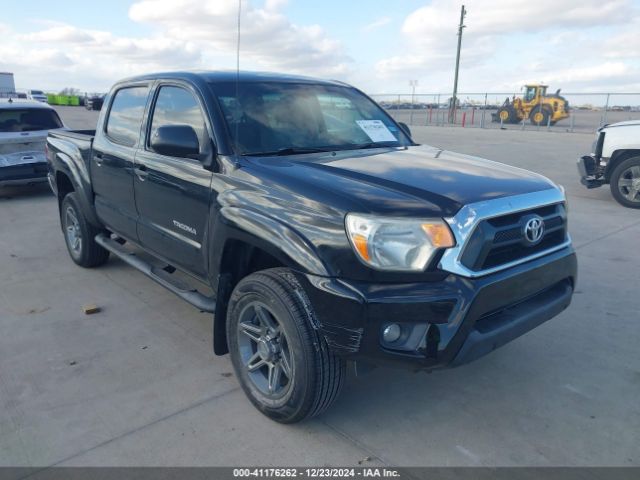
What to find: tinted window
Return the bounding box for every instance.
[210,82,410,155]
[0,108,63,132]
[149,86,207,151]
[105,87,148,146]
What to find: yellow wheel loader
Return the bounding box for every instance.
[492,85,570,126]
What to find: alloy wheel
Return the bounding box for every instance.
[617,165,640,203]
[65,206,82,255]
[236,301,294,398]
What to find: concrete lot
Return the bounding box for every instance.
[1,106,639,467]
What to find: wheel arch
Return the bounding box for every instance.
[56,170,75,204]
[49,148,102,227]
[209,209,331,356]
[605,149,640,182]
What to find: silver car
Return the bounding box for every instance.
[0,99,64,187]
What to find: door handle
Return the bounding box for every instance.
[135,164,149,181]
[94,153,103,167]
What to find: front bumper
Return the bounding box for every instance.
[300,247,577,371]
[577,155,605,189]
[0,163,49,187]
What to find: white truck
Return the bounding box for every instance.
[578,120,640,208]
[0,72,16,97]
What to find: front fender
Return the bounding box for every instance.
[601,125,640,159]
[212,206,331,277]
[207,207,334,356]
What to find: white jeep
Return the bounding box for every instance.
[578,120,640,208]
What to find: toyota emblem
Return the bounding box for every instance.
[523,216,545,245]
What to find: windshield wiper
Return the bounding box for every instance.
[243,147,334,156]
[346,141,402,150]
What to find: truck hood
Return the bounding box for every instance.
[602,120,640,129]
[246,144,557,217]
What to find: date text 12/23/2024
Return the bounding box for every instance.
[233,468,401,478]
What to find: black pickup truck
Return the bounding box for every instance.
[47,71,577,423]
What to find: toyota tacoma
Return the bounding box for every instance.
[46,71,577,423]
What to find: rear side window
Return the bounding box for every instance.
[149,86,208,150]
[105,86,149,146]
[0,108,63,132]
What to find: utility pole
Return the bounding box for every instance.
[450,4,466,124]
[409,80,418,125]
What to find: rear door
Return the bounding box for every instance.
[92,84,149,240]
[133,82,214,278]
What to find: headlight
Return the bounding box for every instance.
[558,185,568,214]
[345,213,455,271]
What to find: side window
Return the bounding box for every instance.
[149,86,208,153]
[105,86,148,147]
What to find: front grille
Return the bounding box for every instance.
[460,202,568,272]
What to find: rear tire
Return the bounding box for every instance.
[226,268,346,423]
[610,156,640,208]
[61,192,110,267]
[529,106,550,125]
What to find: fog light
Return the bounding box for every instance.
[382,323,402,343]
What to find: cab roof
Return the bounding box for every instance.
[0,98,54,109]
[116,70,349,87]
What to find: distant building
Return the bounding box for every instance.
[0,72,16,97]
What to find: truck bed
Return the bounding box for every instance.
[48,129,96,165]
[49,129,96,140]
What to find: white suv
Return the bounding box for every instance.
[578,120,640,208]
[26,89,48,103]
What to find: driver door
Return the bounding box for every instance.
[133,83,214,278]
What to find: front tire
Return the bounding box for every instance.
[610,156,640,208]
[61,192,110,267]
[226,268,346,423]
[497,106,517,123]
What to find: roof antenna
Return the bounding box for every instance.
[234,0,242,156]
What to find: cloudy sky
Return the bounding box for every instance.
[1,0,639,95]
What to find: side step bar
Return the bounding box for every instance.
[95,233,216,313]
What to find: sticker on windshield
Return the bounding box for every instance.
[356,120,397,142]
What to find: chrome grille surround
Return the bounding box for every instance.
[439,188,571,278]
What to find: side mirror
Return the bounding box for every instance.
[398,122,412,139]
[150,125,200,157]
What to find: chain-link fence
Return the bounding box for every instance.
[370,92,640,134]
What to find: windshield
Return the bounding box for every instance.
[0,108,63,132]
[524,87,536,102]
[210,82,411,155]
